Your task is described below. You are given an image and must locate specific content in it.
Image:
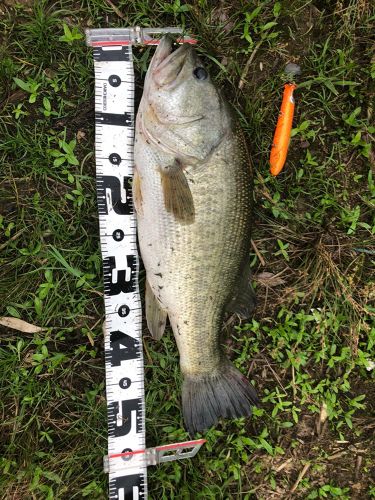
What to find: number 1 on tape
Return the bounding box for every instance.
[86,28,204,500]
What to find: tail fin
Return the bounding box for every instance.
[182,363,259,435]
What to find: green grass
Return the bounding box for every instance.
[1,0,374,498]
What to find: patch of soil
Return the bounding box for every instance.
[240,410,375,499]
[228,313,375,498]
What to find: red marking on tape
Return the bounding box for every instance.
[92,41,131,46]
[156,439,206,452]
[109,449,145,459]
[108,439,206,459]
[91,38,197,47]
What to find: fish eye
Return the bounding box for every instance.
[193,67,208,80]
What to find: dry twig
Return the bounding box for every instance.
[290,462,310,494]
[238,40,263,89]
[105,0,125,18]
[251,238,266,266]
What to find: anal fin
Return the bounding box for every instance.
[146,280,167,340]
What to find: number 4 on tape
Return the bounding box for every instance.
[86,27,204,500]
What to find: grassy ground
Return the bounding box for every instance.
[0,0,374,498]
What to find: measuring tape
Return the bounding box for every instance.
[86,28,204,500]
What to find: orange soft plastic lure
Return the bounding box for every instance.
[269,82,297,176]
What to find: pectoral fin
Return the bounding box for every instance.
[226,264,256,319]
[159,160,195,224]
[146,279,167,340]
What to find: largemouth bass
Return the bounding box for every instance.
[134,36,259,434]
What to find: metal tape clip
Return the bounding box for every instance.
[146,439,206,466]
[103,439,206,473]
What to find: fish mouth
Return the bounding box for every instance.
[145,36,204,126]
[151,36,194,87]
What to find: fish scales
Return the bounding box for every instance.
[137,135,251,370]
[134,36,259,434]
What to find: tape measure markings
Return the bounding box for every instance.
[93,42,147,498]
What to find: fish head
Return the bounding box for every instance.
[140,36,231,163]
